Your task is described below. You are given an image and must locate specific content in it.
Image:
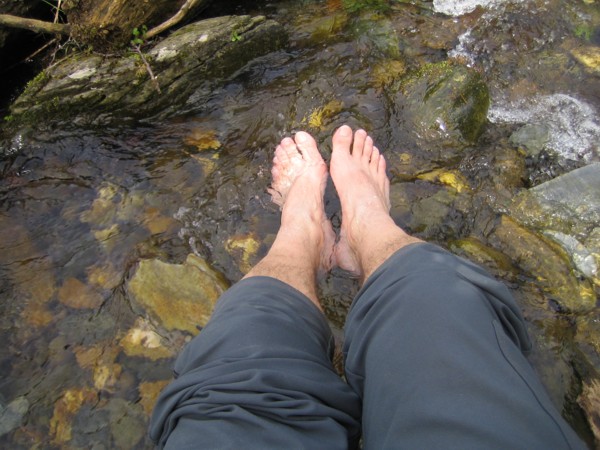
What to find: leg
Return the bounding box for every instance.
[246,131,336,308]
[330,125,585,449]
[149,132,360,449]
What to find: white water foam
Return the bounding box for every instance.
[488,94,600,162]
[448,30,476,66]
[433,0,508,16]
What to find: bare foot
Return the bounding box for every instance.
[330,125,421,281]
[244,131,334,309]
[266,132,336,272]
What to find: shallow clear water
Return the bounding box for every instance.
[1,0,599,447]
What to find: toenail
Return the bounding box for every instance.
[295,132,308,142]
[339,125,352,136]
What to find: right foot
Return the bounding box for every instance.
[330,125,421,279]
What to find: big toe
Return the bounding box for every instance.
[280,137,300,159]
[332,125,354,156]
[295,131,322,162]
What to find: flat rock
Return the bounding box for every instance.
[127,254,229,334]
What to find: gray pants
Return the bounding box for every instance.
[149,243,585,449]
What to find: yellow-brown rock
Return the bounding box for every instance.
[80,182,119,226]
[87,261,122,290]
[417,169,470,193]
[489,216,596,312]
[120,318,175,360]
[578,378,600,442]
[21,300,54,327]
[139,380,171,416]
[74,343,122,391]
[372,60,407,88]
[225,234,261,274]
[571,46,600,75]
[58,277,104,310]
[49,388,97,445]
[184,129,221,151]
[127,254,229,334]
[144,207,179,235]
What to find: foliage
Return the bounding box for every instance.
[131,25,148,46]
[230,30,241,42]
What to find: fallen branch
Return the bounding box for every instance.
[0,14,70,36]
[146,0,205,39]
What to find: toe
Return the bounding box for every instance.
[363,136,374,163]
[352,129,367,159]
[332,125,354,156]
[294,131,322,162]
[280,137,299,158]
[274,144,289,165]
[369,146,380,172]
[377,151,386,174]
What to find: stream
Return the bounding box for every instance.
[1,0,599,447]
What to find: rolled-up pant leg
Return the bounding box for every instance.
[149,276,361,449]
[344,243,585,450]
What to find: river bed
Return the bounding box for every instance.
[1,0,599,447]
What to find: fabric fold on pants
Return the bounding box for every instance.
[149,276,361,449]
[343,243,585,450]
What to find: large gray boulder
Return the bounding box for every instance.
[9,15,287,124]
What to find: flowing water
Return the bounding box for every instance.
[1,0,599,447]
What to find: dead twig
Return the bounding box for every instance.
[146,0,205,39]
[132,44,161,94]
[0,13,70,36]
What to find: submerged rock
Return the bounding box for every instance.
[138,380,171,416]
[58,277,105,310]
[225,233,261,274]
[449,236,518,278]
[576,313,600,371]
[577,378,600,443]
[119,318,175,361]
[511,163,600,285]
[126,254,229,334]
[570,46,600,76]
[9,16,287,125]
[49,388,97,446]
[489,95,600,162]
[387,61,489,171]
[489,216,596,313]
[0,397,29,438]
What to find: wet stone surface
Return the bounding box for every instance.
[0,0,600,447]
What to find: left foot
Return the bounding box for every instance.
[266,132,336,272]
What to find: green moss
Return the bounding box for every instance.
[574,24,593,41]
[23,70,50,95]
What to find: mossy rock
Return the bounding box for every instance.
[398,60,490,144]
[8,15,288,126]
